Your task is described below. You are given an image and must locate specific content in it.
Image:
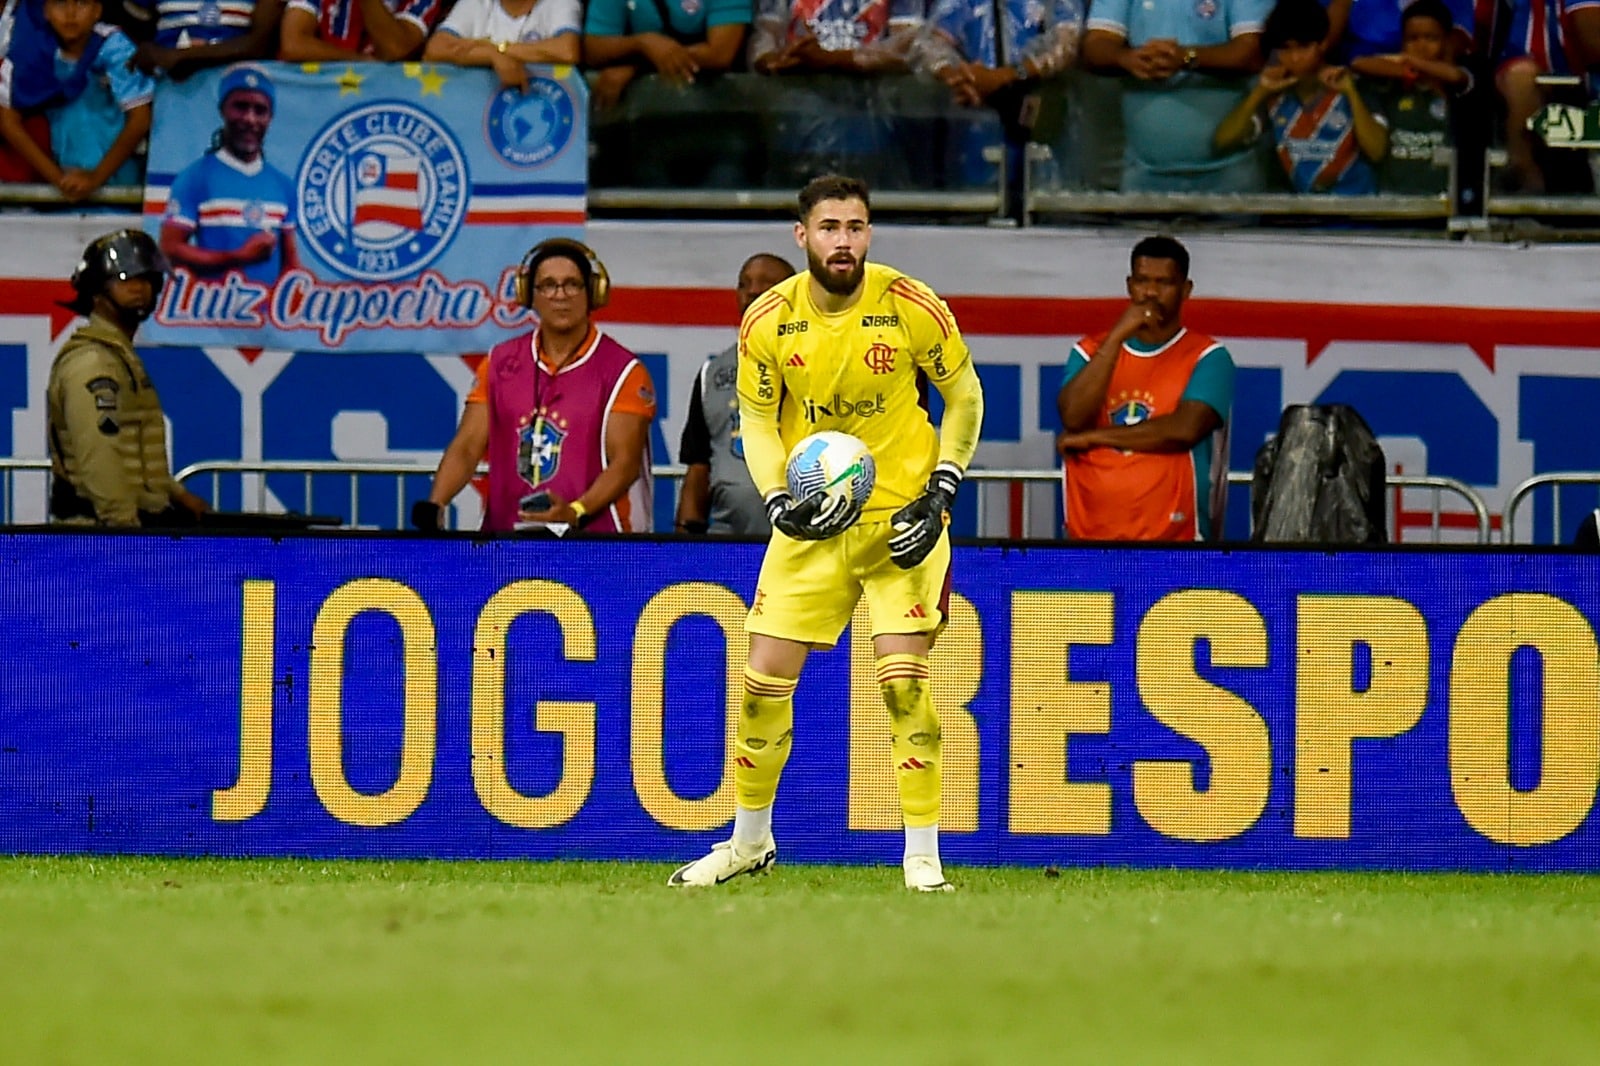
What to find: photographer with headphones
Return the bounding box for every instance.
[47,229,211,528]
[413,238,656,533]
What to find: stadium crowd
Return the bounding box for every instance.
[0,0,1596,202]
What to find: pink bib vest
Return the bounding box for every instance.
[481,329,652,533]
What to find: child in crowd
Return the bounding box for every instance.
[1213,0,1388,194]
[1350,0,1469,194]
[0,0,54,180]
[0,0,153,198]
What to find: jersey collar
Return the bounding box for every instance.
[215,147,265,177]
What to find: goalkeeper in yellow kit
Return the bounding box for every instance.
[668,174,985,892]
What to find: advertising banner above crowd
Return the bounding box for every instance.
[139,62,587,353]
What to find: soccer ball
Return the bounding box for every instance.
[785,431,876,526]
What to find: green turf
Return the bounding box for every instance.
[1,857,1597,1064]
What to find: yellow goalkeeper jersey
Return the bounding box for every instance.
[737,261,982,520]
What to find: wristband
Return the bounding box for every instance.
[570,500,589,520]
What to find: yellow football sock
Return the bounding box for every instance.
[734,666,797,811]
[877,653,941,828]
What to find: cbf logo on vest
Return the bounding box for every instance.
[296,103,469,281]
[520,412,568,486]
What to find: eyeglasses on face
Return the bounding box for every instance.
[534,279,586,297]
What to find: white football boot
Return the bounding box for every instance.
[903,855,955,893]
[667,838,777,887]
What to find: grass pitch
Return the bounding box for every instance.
[2,857,1598,1064]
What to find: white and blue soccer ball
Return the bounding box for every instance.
[785,430,876,526]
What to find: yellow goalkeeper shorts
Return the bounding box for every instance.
[745,517,951,648]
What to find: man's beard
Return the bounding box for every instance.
[807,248,865,296]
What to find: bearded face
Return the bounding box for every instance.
[795,196,871,299]
[806,242,865,296]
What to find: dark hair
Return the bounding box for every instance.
[742,252,796,275]
[1400,0,1453,33]
[797,174,870,222]
[1263,0,1330,52]
[1130,235,1190,279]
[528,241,593,289]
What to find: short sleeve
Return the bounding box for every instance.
[164,161,201,229]
[98,32,156,110]
[398,0,444,32]
[706,0,754,29]
[584,0,631,35]
[1085,0,1130,38]
[1180,343,1236,421]
[611,361,658,420]
[1059,342,1092,388]
[677,365,713,465]
[530,0,581,38]
[466,357,489,405]
[437,0,484,38]
[1226,0,1271,37]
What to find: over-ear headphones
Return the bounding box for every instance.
[514,237,610,310]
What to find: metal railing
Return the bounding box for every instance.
[1026,188,1456,222]
[1385,474,1493,544]
[175,460,1054,535]
[163,460,1492,542]
[1501,472,1600,545]
[1223,471,1492,545]
[173,459,445,530]
[0,456,1500,540]
[0,184,142,207]
[0,458,51,524]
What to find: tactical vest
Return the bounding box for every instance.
[699,344,770,536]
[46,316,180,526]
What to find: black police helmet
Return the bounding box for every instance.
[67,229,170,318]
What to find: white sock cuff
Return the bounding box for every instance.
[904,823,939,861]
[733,804,775,851]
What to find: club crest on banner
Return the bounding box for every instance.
[296,102,469,281]
[140,63,589,353]
[485,77,577,169]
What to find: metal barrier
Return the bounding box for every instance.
[171,459,1060,535]
[174,459,445,530]
[0,458,51,525]
[1224,471,1492,545]
[166,459,1493,541]
[1500,472,1600,545]
[0,184,141,208]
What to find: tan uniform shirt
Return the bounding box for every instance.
[47,315,182,527]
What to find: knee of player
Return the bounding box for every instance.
[878,675,932,720]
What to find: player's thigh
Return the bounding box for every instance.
[746,534,862,648]
[857,522,951,638]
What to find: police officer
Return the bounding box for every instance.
[47,229,210,527]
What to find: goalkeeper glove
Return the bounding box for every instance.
[766,490,855,541]
[888,464,961,569]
